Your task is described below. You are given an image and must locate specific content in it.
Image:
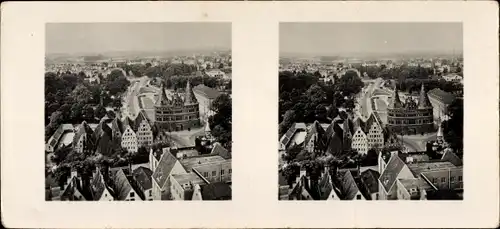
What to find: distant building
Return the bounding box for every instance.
[205,69,226,78]
[45,124,75,153]
[90,168,114,201]
[154,81,201,132]
[73,121,95,154]
[150,143,231,200]
[442,74,463,84]
[133,110,154,146]
[386,84,434,135]
[132,166,154,201]
[351,114,384,154]
[121,117,138,153]
[378,151,463,200]
[111,169,144,201]
[427,88,457,121]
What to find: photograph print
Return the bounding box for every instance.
[45,22,232,201]
[278,22,464,201]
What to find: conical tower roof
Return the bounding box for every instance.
[388,85,403,109]
[155,82,170,106]
[418,83,432,109]
[184,80,198,105]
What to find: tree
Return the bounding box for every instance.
[151,142,171,152]
[279,110,297,136]
[82,104,95,120]
[53,164,71,187]
[94,105,107,119]
[282,163,300,187]
[112,98,122,110]
[108,69,125,81]
[53,145,72,165]
[48,111,64,127]
[71,85,92,104]
[106,110,116,119]
[70,103,84,121]
[362,148,378,166]
[336,71,364,97]
[284,144,302,162]
[442,98,463,154]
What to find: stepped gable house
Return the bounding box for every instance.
[154,81,201,132]
[386,83,434,135]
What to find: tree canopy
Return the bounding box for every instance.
[442,98,463,155]
[208,94,232,150]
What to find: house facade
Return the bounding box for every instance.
[351,126,368,155]
[134,111,154,147]
[121,118,138,153]
[386,84,434,135]
[154,81,201,132]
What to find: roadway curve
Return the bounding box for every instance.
[122,76,149,118]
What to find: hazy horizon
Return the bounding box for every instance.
[46,23,232,55]
[280,22,463,57]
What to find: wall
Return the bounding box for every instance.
[123,189,142,201]
[422,167,463,190]
[367,122,384,149]
[428,97,447,121]
[395,180,411,200]
[170,176,185,200]
[193,160,232,183]
[352,128,368,155]
[99,188,114,201]
[121,127,138,153]
[137,120,153,146]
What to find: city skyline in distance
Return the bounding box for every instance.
[46,22,232,56]
[280,22,463,59]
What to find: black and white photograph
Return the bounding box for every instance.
[278,23,464,201]
[44,22,233,201]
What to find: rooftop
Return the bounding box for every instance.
[180,155,227,171]
[408,161,457,177]
[171,173,206,186]
[379,154,406,193]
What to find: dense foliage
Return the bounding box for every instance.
[441,98,464,155]
[45,69,130,141]
[278,70,363,136]
[208,94,232,150]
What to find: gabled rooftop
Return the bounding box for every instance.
[379,154,407,193]
[152,152,182,188]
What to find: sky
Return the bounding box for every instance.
[280,23,463,56]
[46,23,232,54]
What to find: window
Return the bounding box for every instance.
[221,170,225,175]
[130,192,135,197]
[432,178,437,184]
[130,198,134,201]
[450,177,455,182]
[441,177,446,183]
[212,171,216,176]
[203,172,208,177]
[229,169,232,174]
[356,194,361,200]
[458,176,462,182]
[149,190,152,196]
